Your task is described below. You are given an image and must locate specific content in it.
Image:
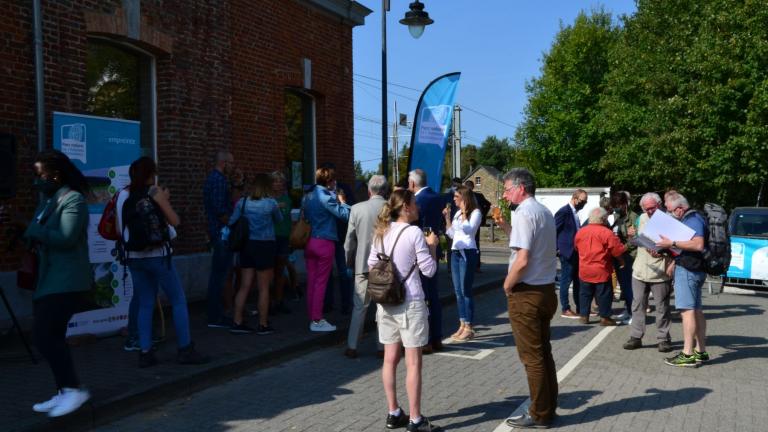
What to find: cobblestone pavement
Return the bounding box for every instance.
[102,288,768,432]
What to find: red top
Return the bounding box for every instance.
[574,224,626,283]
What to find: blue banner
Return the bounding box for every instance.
[728,236,768,281]
[407,73,461,192]
[53,112,142,336]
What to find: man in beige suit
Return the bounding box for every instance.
[344,175,389,358]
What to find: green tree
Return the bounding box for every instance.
[476,135,512,171]
[515,9,621,187]
[596,0,768,208]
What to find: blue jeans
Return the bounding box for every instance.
[450,249,478,323]
[614,253,634,314]
[207,239,233,324]
[558,254,580,313]
[324,240,352,312]
[128,293,139,338]
[128,257,192,352]
[579,280,613,318]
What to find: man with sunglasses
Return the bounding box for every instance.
[623,192,673,353]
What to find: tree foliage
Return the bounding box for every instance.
[515,9,621,187]
[516,1,768,208]
[476,135,513,172]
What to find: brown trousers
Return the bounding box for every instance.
[507,283,558,423]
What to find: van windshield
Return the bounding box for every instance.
[731,212,768,238]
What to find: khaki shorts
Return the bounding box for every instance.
[377,300,430,348]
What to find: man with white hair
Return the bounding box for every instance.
[343,175,389,358]
[623,192,673,352]
[574,207,626,326]
[656,192,709,367]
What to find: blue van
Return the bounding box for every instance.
[726,207,768,289]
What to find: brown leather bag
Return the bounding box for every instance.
[289,199,311,249]
[366,227,417,305]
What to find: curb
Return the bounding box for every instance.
[22,274,505,432]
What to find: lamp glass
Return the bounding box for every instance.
[408,24,425,39]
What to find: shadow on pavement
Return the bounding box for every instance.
[429,396,528,430]
[704,335,768,364]
[555,387,712,427]
[702,303,765,321]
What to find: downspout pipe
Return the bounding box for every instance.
[33,0,45,152]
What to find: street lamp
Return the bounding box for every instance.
[381,0,434,179]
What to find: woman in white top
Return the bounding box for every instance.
[368,189,439,432]
[443,185,483,342]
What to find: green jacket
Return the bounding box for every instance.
[24,187,91,300]
[614,210,639,259]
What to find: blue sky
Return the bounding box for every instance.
[352,0,638,172]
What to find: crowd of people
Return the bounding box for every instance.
[7,149,714,430]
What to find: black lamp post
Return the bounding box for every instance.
[381,1,434,179]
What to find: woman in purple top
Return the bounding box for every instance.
[368,189,440,432]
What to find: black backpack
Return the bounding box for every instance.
[700,203,731,276]
[121,188,171,253]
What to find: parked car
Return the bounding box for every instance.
[726,207,768,289]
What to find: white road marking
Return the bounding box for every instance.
[492,326,617,432]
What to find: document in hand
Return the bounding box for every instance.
[637,210,696,255]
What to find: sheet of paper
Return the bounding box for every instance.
[639,210,696,254]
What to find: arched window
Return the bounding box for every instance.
[85,39,155,157]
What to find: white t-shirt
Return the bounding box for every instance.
[447,208,482,250]
[116,188,176,259]
[508,197,557,285]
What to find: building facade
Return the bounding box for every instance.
[0,0,371,320]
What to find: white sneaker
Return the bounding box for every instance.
[622,317,632,325]
[32,391,63,413]
[616,312,630,320]
[47,388,90,418]
[309,319,336,332]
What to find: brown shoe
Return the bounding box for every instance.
[432,340,444,352]
[344,348,358,359]
[600,317,618,326]
[452,326,475,342]
[451,323,465,339]
[560,309,580,319]
[422,345,434,355]
[579,316,589,325]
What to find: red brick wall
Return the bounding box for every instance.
[0,0,356,270]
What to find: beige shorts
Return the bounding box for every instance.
[377,300,430,348]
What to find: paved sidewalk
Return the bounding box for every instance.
[0,245,511,432]
[497,290,768,432]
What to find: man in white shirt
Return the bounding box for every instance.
[496,168,558,429]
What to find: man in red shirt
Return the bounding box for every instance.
[574,207,626,325]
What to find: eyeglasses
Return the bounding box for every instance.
[503,185,520,193]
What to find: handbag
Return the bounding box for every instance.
[227,198,250,251]
[366,227,418,305]
[289,198,312,250]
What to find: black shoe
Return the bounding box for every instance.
[256,324,276,335]
[229,323,255,335]
[623,337,642,350]
[139,351,158,368]
[344,348,359,359]
[177,342,211,365]
[207,317,234,328]
[658,340,673,353]
[406,416,439,432]
[506,412,549,429]
[386,409,409,429]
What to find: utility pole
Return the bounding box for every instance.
[393,101,399,184]
[452,104,462,180]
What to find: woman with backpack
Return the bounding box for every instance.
[443,185,483,342]
[117,157,208,368]
[303,167,350,332]
[368,189,440,432]
[18,150,91,417]
[228,173,283,335]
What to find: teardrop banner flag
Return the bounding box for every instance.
[407,72,461,192]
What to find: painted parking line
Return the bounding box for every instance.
[432,337,508,360]
[492,326,617,432]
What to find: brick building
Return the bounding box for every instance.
[0,0,371,320]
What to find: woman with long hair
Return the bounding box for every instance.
[303,167,350,332]
[22,150,91,417]
[369,189,440,432]
[117,157,208,367]
[229,173,282,334]
[443,185,483,341]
